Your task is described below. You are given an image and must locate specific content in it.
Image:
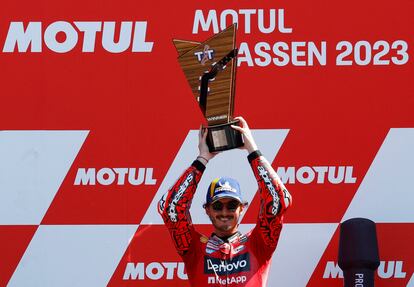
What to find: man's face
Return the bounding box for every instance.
[205,198,244,237]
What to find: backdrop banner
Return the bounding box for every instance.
[0,1,413,286]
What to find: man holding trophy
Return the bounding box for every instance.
[158,25,292,286]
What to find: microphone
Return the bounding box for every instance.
[338,218,380,287]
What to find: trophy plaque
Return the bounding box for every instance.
[173,24,244,152]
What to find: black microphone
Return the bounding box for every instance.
[338,218,380,287]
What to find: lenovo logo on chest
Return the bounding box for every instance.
[204,253,251,275]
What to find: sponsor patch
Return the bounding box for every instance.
[204,253,250,275]
[200,235,209,244]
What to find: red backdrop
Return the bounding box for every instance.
[1,1,413,286]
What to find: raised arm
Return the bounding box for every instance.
[158,127,216,255]
[158,160,204,255]
[232,117,292,248]
[249,151,292,247]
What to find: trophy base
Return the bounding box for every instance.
[206,120,244,152]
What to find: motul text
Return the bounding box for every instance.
[324,261,408,279]
[276,166,357,184]
[192,9,292,34]
[74,168,157,186]
[123,262,188,280]
[2,21,153,53]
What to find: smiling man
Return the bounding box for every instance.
[158,117,292,287]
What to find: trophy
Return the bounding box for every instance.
[173,24,244,152]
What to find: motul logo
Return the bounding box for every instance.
[192,9,292,34]
[276,166,357,184]
[323,261,408,279]
[2,21,154,53]
[123,262,188,280]
[74,167,157,186]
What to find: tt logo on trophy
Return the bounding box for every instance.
[173,24,244,152]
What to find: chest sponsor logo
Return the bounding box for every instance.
[208,275,247,285]
[204,253,250,275]
[233,245,245,254]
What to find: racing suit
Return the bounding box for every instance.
[158,150,292,287]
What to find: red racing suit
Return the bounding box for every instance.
[158,151,292,287]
